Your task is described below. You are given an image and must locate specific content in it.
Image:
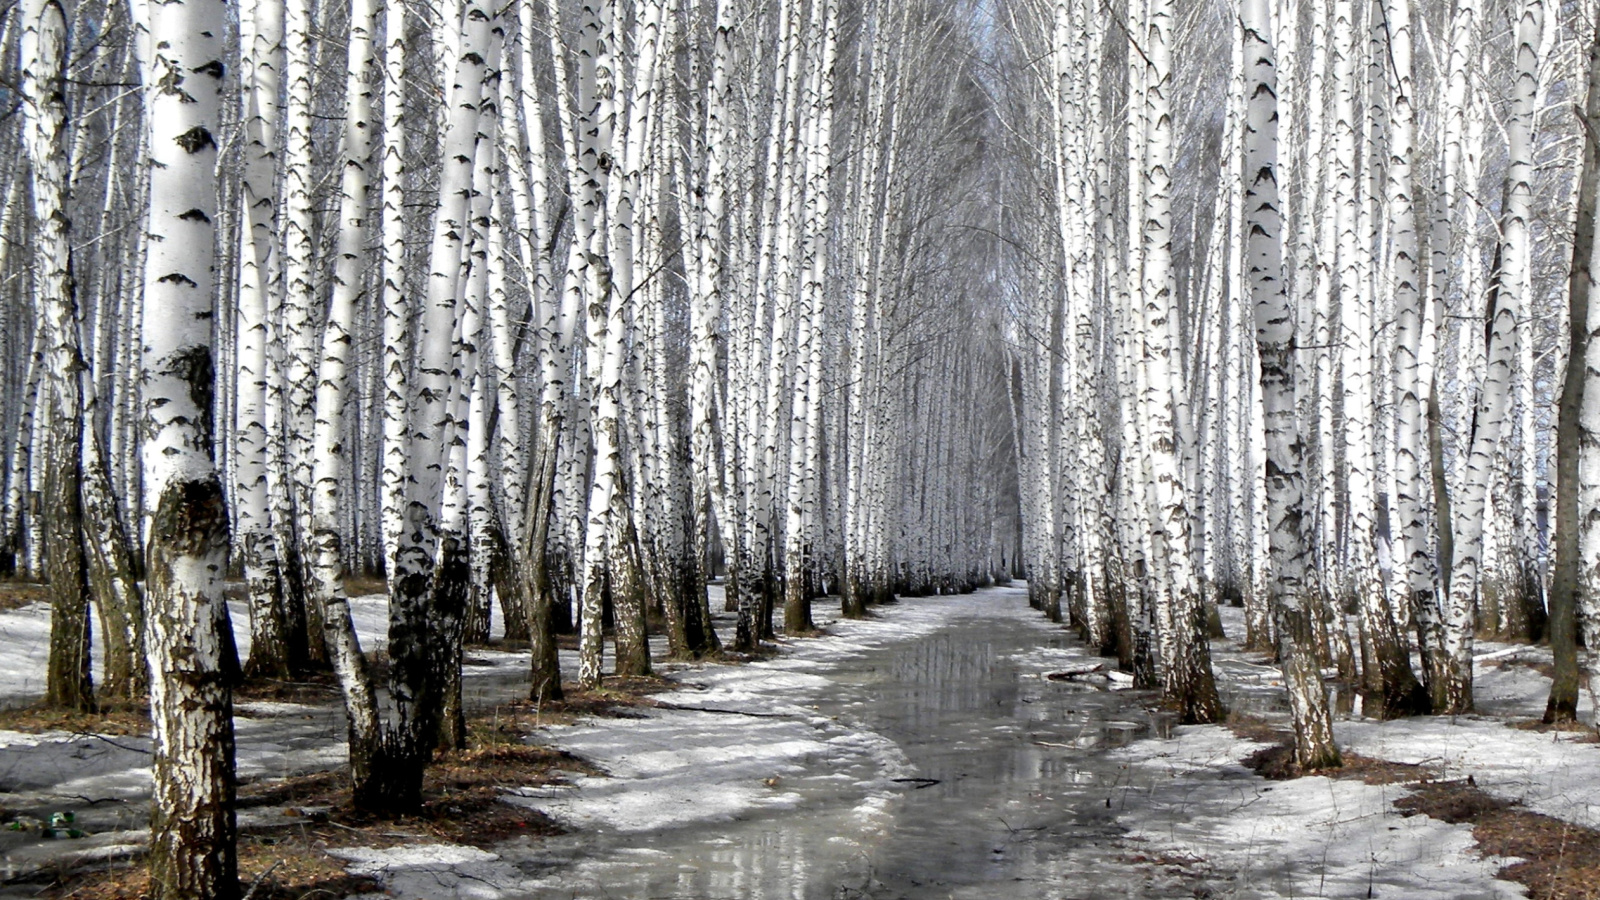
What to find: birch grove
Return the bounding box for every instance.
[4,0,1600,890]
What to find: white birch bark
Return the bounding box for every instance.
[1138,0,1222,724]
[379,0,410,583]
[1385,0,1446,712]
[24,0,94,713]
[236,0,292,679]
[306,0,379,752]
[1243,0,1340,765]
[575,0,618,687]
[1441,0,1541,713]
[137,0,238,884]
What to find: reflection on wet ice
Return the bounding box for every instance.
[514,593,1179,899]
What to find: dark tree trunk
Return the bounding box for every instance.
[432,536,470,751]
[44,419,94,713]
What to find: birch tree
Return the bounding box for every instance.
[1241,0,1339,767]
[24,0,94,713]
[138,0,239,886]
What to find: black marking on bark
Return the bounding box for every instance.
[156,67,188,99]
[193,59,225,79]
[175,126,216,154]
[150,475,229,558]
[178,208,212,223]
[164,346,216,456]
[159,272,199,287]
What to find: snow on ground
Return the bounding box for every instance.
[0,594,394,707]
[332,845,527,900]
[0,593,393,886]
[0,583,1590,898]
[1336,717,1600,828]
[1109,725,1525,899]
[1209,603,1600,834]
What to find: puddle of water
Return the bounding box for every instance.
[507,601,1187,899]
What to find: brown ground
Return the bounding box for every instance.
[1508,717,1600,742]
[0,579,47,612]
[0,704,151,737]
[1240,740,1439,784]
[234,672,344,706]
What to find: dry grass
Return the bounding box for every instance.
[1397,780,1600,900]
[0,704,151,737]
[36,844,381,900]
[1224,712,1432,782]
[496,674,676,727]
[342,575,388,597]
[1508,718,1600,742]
[234,673,342,706]
[0,579,47,612]
[1331,753,1442,785]
[1238,736,1439,783]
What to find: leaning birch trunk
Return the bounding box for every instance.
[138,0,240,888]
[305,0,380,771]
[513,0,568,702]
[24,0,95,714]
[1242,0,1339,768]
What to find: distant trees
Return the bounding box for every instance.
[997,0,1600,747]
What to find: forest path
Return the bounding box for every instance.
[0,587,1529,898]
[350,586,1517,899]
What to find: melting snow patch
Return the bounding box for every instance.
[333,844,524,900]
[1112,725,1525,899]
[1337,716,1600,829]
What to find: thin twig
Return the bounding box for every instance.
[240,860,282,900]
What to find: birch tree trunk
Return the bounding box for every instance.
[1139,0,1222,724]
[1383,0,1446,713]
[305,0,380,758]
[1242,0,1339,767]
[576,0,620,687]
[318,0,494,813]
[138,0,239,885]
[1441,0,1541,714]
[25,0,94,714]
[236,0,295,680]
